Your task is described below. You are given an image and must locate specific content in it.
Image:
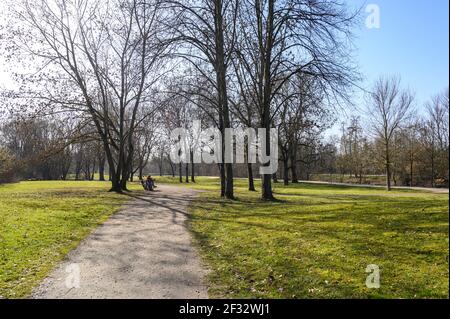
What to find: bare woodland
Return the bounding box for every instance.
[0,0,448,196]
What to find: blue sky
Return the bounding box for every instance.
[1,0,449,118]
[348,0,449,115]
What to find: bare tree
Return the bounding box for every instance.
[9,0,168,192]
[368,76,414,190]
[424,88,449,186]
[166,0,238,199]
[274,74,326,185]
[233,0,358,200]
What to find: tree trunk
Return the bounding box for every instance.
[260,0,275,201]
[179,163,183,183]
[385,143,391,191]
[262,174,273,200]
[431,149,435,188]
[410,153,413,187]
[119,152,132,191]
[61,160,70,181]
[75,164,81,180]
[139,166,143,181]
[90,161,95,180]
[84,161,90,180]
[98,152,106,181]
[109,177,122,193]
[190,151,195,182]
[185,163,189,183]
[283,158,289,186]
[261,122,274,200]
[214,0,233,199]
[247,163,255,191]
[290,149,298,183]
[219,163,225,197]
[120,177,128,191]
[225,163,233,198]
[108,158,122,193]
[169,161,175,178]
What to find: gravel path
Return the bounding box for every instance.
[31,185,208,299]
[297,180,449,194]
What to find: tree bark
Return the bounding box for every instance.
[260,0,275,201]
[290,149,299,183]
[190,150,195,182]
[90,162,95,181]
[98,152,106,181]
[431,147,435,187]
[247,163,255,191]
[409,152,413,186]
[129,170,134,182]
[214,0,234,199]
[219,163,225,197]
[139,166,143,181]
[385,142,391,191]
[283,158,289,186]
[168,160,175,178]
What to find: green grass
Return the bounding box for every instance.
[160,176,449,298]
[310,173,387,185]
[153,175,224,190]
[0,180,141,298]
[1,177,447,299]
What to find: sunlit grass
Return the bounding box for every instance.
[0,177,447,299]
[0,180,142,298]
[160,176,449,298]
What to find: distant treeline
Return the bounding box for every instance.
[1,0,448,196]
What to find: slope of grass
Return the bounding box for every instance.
[0,180,140,298]
[309,173,387,185]
[161,177,449,298]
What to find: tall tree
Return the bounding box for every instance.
[234,0,358,199]
[9,0,168,192]
[168,0,238,199]
[368,76,414,190]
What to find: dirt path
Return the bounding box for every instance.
[297,180,449,194]
[31,185,209,299]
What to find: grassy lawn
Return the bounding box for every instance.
[160,176,449,298]
[0,177,447,299]
[0,180,140,298]
[309,173,386,185]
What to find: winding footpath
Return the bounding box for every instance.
[298,180,449,194]
[32,185,208,299]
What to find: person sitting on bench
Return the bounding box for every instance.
[146,175,155,191]
[140,179,148,191]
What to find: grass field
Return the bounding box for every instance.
[309,174,387,185]
[159,176,449,298]
[0,180,141,298]
[0,177,448,299]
